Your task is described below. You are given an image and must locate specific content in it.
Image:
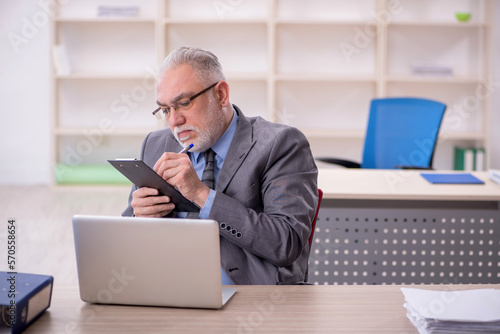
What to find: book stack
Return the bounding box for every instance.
[411,62,453,77]
[402,288,500,334]
[454,146,485,171]
[97,6,139,17]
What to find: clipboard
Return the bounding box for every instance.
[108,159,200,212]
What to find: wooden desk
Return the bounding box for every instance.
[318,169,500,201]
[25,284,500,334]
[312,169,500,285]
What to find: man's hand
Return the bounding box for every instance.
[131,187,175,217]
[154,152,210,208]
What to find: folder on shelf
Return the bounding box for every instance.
[420,173,484,185]
[454,147,475,171]
[454,147,486,171]
[0,272,54,334]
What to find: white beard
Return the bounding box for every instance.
[173,99,227,153]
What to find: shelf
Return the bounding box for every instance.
[49,0,493,184]
[167,0,269,21]
[276,0,377,22]
[275,19,377,26]
[299,130,485,141]
[388,21,487,28]
[438,131,486,141]
[56,72,150,79]
[57,79,157,129]
[55,0,158,22]
[387,0,485,26]
[386,75,483,84]
[165,18,267,24]
[277,24,376,75]
[300,130,486,141]
[56,17,156,23]
[225,72,268,81]
[387,26,481,78]
[276,81,375,131]
[54,127,153,136]
[166,23,268,74]
[276,74,376,83]
[301,129,365,139]
[56,21,156,73]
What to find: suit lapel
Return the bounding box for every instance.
[217,106,256,193]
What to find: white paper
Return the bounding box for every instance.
[402,288,500,334]
[489,169,500,185]
[401,288,500,322]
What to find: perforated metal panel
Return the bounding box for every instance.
[308,199,500,285]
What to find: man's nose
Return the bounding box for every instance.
[168,107,186,127]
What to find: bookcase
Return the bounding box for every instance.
[50,0,494,185]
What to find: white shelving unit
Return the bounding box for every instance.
[50,0,494,185]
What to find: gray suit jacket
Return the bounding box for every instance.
[123,106,318,284]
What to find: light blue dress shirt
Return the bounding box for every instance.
[188,108,238,285]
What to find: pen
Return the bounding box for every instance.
[178,143,194,154]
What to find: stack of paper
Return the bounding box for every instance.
[401,288,500,334]
[411,62,453,77]
[97,6,139,17]
[489,169,500,185]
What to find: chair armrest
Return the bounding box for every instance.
[316,158,361,168]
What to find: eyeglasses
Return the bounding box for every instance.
[152,82,219,120]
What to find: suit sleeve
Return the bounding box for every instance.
[208,126,318,267]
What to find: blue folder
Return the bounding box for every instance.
[0,272,53,333]
[420,173,484,184]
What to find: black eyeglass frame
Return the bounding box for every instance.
[152,81,219,118]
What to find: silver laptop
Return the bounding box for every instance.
[72,214,236,309]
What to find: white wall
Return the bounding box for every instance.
[0,1,51,184]
[0,0,499,185]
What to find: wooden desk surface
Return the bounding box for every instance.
[318,169,500,201]
[26,284,500,334]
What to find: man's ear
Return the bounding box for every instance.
[215,81,230,107]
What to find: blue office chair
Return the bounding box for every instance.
[318,97,446,169]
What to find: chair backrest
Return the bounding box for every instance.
[309,189,323,249]
[361,97,446,169]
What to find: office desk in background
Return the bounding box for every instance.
[25,284,500,334]
[312,169,500,285]
[318,169,500,201]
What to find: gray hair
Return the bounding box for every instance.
[158,46,226,85]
